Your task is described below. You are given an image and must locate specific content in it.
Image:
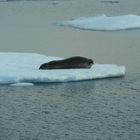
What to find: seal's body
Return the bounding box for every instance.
[39,56,94,70]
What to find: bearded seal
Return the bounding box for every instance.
[39,56,94,70]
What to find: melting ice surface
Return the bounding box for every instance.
[59,15,140,31]
[0,53,125,86]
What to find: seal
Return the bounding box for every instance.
[39,56,94,70]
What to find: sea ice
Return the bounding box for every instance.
[58,15,140,31]
[0,53,125,86]
[11,82,34,87]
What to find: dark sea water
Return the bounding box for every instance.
[0,76,140,140]
[0,0,140,139]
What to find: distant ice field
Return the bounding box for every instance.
[59,15,140,31]
[0,53,125,86]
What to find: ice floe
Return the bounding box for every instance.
[10,82,34,87]
[0,53,125,86]
[58,15,140,31]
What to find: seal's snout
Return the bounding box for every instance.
[89,59,94,65]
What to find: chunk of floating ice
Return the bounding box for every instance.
[0,53,125,85]
[11,82,34,87]
[58,15,140,31]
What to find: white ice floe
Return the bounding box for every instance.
[11,82,34,87]
[59,15,140,31]
[0,53,125,86]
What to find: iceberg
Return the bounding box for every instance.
[0,53,125,86]
[58,15,140,31]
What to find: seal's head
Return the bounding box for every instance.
[88,59,94,67]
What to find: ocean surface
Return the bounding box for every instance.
[0,0,140,140]
[0,77,140,140]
